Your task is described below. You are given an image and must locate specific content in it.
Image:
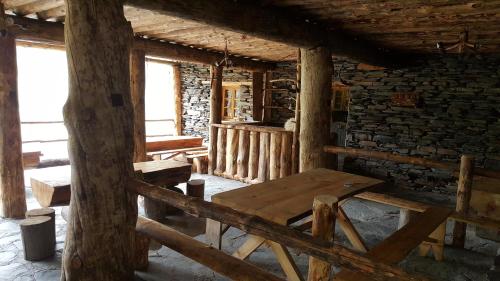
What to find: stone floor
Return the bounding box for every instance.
[0,172,498,281]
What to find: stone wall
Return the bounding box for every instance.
[269,62,297,124]
[341,55,500,193]
[180,63,252,140]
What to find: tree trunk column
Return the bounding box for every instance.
[299,47,332,172]
[130,49,147,162]
[208,65,223,174]
[62,1,137,280]
[0,21,27,219]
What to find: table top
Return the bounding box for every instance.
[212,168,384,225]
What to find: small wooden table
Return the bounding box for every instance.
[31,160,192,208]
[207,168,384,281]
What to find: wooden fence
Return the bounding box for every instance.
[208,124,294,183]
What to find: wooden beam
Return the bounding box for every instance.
[300,46,332,172]
[252,72,264,122]
[452,155,474,248]
[61,0,136,279]
[0,7,27,218]
[291,49,301,174]
[7,15,274,72]
[208,65,223,175]
[137,216,285,281]
[130,48,147,162]
[125,0,409,67]
[173,64,182,135]
[128,179,428,281]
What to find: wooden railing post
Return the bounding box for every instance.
[452,154,474,248]
[247,131,260,181]
[257,132,270,182]
[269,132,282,180]
[307,195,337,281]
[208,125,218,175]
[236,129,250,180]
[214,128,227,175]
[225,128,239,177]
[280,132,292,178]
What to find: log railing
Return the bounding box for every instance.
[209,124,294,182]
[128,179,427,281]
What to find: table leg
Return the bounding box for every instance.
[206,219,223,250]
[233,235,266,260]
[268,241,305,281]
[419,222,446,261]
[337,206,368,252]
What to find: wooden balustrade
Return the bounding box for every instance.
[209,124,294,183]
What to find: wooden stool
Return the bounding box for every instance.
[187,179,205,199]
[25,208,56,247]
[20,216,55,261]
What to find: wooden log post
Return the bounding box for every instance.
[257,132,270,182]
[173,64,182,136]
[236,129,250,180]
[187,179,205,199]
[130,48,147,162]
[225,128,239,177]
[0,10,26,218]
[291,49,301,175]
[208,65,223,175]
[307,195,337,281]
[61,0,137,279]
[270,132,282,180]
[215,128,227,175]
[452,155,475,248]
[20,216,55,261]
[247,131,260,181]
[263,72,272,123]
[280,132,292,178]
[398,209,418,230]
[25,208,56,246]
[299,47,332,172]
[252,72,264,122]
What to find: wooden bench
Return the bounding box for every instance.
[146,136,203,152]
[23,151,43,169]
[334,206,452,280]
[148,146,208,160]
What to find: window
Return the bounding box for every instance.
[145,60,175,138]
[222,85,240,121]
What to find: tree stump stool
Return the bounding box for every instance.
[20,216,55,261]
[187,179,205,199]
[25,208,56,246]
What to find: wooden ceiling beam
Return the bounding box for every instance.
[7,16,275,72]
[125,0,412,67]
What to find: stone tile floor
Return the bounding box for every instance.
[0,172,498,281]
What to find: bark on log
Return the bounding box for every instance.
[236,130,250,179]
[20,216,55,261]
[130,48,147,162]
[225,128,239,177]
[25,207,56,247]
[134,231,150,271]
[452,155,474,248]
[280,132,292,178]
[215,128,227,175]
[307,195,337,281]
[252,72,264,122]
[173,64,182,135]
[299,46,332,172]
[128,180,427,281]
[257,132,270,182]
[270,132,282,180]
[61,1,137,279]
[247,131,259,181]
[0,27,26,218]
[291,49,301,175]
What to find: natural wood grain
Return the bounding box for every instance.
[130,48,147,162]
[452,155,474,248]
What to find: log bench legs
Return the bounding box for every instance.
[419,222,446,261]
[205,219,229,250]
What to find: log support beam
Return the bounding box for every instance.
[173,64,182,135]
[452,155,474,248]
[130,48,147,162]
[252,72,264,122]
[299,46,332,172]
[208,65,223,175]
[0,8,26,218]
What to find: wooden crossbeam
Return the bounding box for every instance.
[125,0,410,67]
[7,15,274,71]
[334,207,452,280]
[136,216,285,281]
[128,179,428,281]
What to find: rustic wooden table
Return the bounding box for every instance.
[206,168,384,281]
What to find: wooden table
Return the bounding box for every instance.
[31,160,192,208]
[207,168,384,281]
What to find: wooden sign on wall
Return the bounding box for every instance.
[391,92,421,107]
